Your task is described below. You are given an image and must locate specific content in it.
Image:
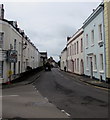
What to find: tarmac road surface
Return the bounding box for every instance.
[33,68,109,118]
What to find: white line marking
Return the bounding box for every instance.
[65,112,71,117]
[61,110,71,117]
[0,95,19,97]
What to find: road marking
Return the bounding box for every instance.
[80,80,109,92]
[61,110,71,117]
[0,95,19,97]
[93,86,109,91]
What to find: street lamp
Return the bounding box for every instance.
[23,41,27,50]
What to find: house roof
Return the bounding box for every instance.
[83,2,104,28]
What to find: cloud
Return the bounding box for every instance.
[2,2,101,61]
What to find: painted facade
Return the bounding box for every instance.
[60,47,67,71]
[104,1,110,82]
[83,3,106,81]
[67,28,84,75]
[0,4,42,83]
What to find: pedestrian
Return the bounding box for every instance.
[64,66,66,72]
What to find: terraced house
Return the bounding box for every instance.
[83,2,106,81]
[0,4,42,83]
[61,2,110,82]
[67,28,84,75]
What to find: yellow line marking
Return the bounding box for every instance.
[81,80,109,91]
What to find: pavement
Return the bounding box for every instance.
[2,71,69,118]
[1,71,43,89]
[2,84,69,118]
[60,69,110,90]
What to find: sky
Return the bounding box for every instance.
[1,1,101,61]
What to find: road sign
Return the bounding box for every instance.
[8,50,17,63]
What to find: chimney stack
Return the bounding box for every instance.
[67,36,71,41]
[0,4,4,19]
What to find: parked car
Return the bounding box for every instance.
[44,62,51,71]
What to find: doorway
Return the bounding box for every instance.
[72,60,74,73]
[90,57,93,78]
[80,59,84,75]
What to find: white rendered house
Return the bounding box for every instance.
[60,47,67,71]
[83,3,106,81]
[0,4,41,83]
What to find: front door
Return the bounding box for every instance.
[72,61,74,73]
[80,60,84,75]
[90,57,93,78]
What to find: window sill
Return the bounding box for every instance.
[93,70,97,73]
[86,69,89,71]
[99,70,104,74]
[98,40,103,44]
[91,44,94,47]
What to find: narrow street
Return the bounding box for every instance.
[33,68,108,118]
[2,68,109,119]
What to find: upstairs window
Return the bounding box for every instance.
[86,56,89,69]
[70,46,71,56]
[99,24,102,41]
[77,41,79,54]
[91,30,94,45]
[74,43,76,55]
[81,38,83,52]
[19,42,21,56]
[0,32,4,49]
[14,39,16,50]
[67,48,69,56]
[86,34,88,48]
